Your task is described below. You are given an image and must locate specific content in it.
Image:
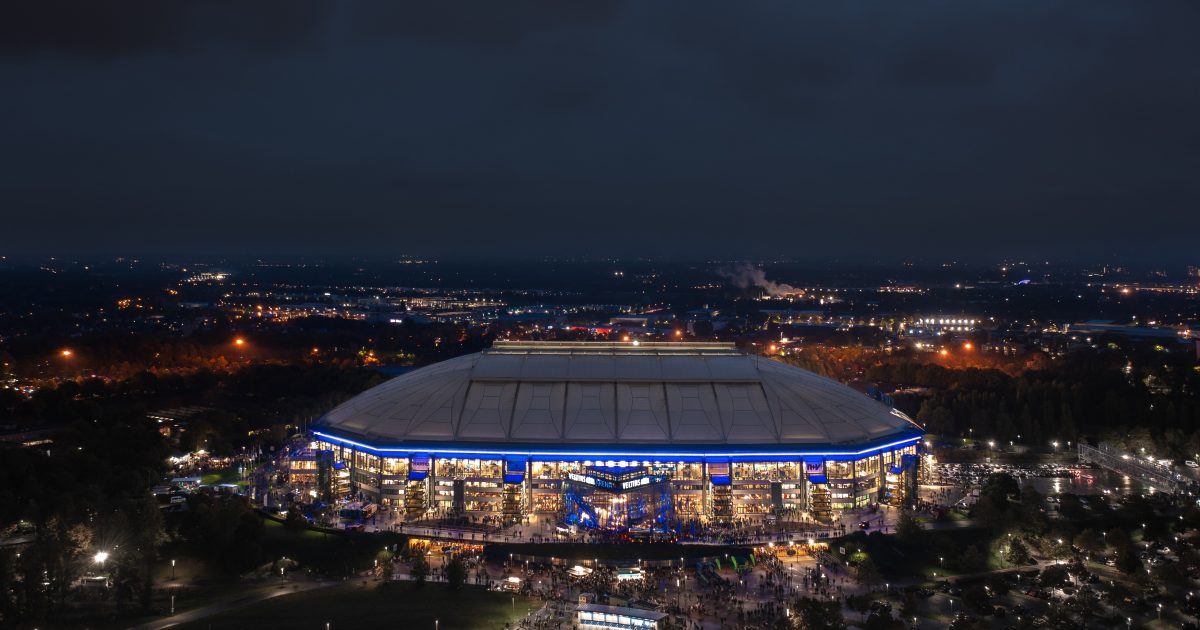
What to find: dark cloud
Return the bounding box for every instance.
[1,0,1198,263]
[0,0,338,56]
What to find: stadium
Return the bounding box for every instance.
[310,342,923,528]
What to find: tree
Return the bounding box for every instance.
[856,557,882,591]
[1115,547,1142,575]
[895,510,923,547]
[411,554,430,586]
[446,555,466,591]
[1039,564,1069,587]
[1104,527,1130,550]
[792,597,846,630]
[1006,538,1033,566]
[979,473,1019,505]
[1073,529,1104,557]
[284,506,307,531]
[957,546,986,573]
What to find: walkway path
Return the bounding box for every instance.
[127,579,341,630]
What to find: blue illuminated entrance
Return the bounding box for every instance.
[562,466,673,530]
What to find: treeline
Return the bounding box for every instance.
[3,364,385,451]
[0,406,168,623]
[785,345,1052,384]
[871,348,1200,458]
[0,317,494,382]
[0,361,395,624]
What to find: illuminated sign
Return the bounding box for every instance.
[621,476,650,490]
[568,472,664,492]
[568,472,598,486]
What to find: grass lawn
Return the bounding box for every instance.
[258,516,406,576]
[175,582,538,630]
[201,467,242,485]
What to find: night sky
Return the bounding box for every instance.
[2,1,1198,263]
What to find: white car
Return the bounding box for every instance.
[1186,460,1199,468]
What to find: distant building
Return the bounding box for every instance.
[1070,321,1196,342]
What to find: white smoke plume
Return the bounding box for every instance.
[719,263,800,297]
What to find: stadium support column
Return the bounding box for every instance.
[877,455,886,503]
[317,449,334,503]
[405,454,431,520]
[851,458,859,508]
[501,458,526,525]
[901,454,919,509]
[348,446,358,497]
[708,461,732,525]
[525,461,533,516]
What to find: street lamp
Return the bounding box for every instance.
[171,558,176,580]
[94,551,109,566]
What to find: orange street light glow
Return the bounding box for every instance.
[963,342,973,350]
[60,349,73,357]
[234,338,246,346]
[939,348,949,356]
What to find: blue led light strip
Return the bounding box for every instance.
[310,430,921,462]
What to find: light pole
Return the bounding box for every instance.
[171,558,176,580]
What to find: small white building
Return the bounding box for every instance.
[577,603,667,630]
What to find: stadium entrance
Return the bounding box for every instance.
[562,466,673,530]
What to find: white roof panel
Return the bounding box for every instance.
[318,342,920,447]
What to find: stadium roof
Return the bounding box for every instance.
[316,342,922,455]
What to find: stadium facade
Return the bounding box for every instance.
[310,342,923,526]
